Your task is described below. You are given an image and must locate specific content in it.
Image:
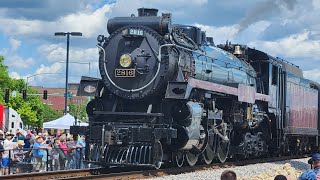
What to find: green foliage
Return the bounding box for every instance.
[16,103,37,126]
[0,56,10,88]
[43,103,63,123]
[6,80,45,126]
[69,99,87,121]
[0,56,11,104]
[0,56,60,127]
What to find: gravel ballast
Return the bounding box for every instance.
[151,158,310,180]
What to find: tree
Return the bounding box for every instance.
[6,80,45,127]
[0,56,59,127]
[69,99,87,121]
[16,103,38,126]
[0,56,11,103]
[42,103,63,123]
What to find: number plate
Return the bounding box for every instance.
[115,69,135,77]
[129,29,145,36]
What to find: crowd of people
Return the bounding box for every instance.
[0,129,85,175]
[1,128,320,179]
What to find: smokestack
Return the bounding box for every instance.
[137,8,158,16]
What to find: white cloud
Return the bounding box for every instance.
[2,0,320,87]
[9,55,35,69]
[108,0,208,19]
[0,4,112,38]
[195,20,271,45]
[9,38,21,52]
[304,69,320,83]
[30,63,89,87]
[9,71,22,79]
[38,43,98,63]
[31,44,99,87]
[0,1,209,40]
[35,63,63,75]
[0,38,22,62]
[313,0,320,9]
[248,31,320,58]
[194,23,239,44]
[2,38,35,69]
[54,4,111,38]
[235,21,271,43]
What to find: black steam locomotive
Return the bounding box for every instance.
[75,8,320,168]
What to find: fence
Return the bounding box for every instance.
[0,147,87,175]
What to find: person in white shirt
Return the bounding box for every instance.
[2,133,15,175]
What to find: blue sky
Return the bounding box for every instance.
[0,0,320,87]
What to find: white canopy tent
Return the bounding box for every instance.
[43,113,88,129]
[78,122,88,126]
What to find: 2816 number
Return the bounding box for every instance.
[115,69,135,77]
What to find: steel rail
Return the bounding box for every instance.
[5,154,308,180]
[63,154,309,179]
[1,168,91,180]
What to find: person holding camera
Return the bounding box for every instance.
[299,153,320,180]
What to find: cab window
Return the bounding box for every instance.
[272,65,278,85]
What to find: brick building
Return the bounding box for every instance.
[31,84,88,111]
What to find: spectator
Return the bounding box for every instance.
[45,141,54,171]
[274,175,287,180]
[299,153,320,180]
[0,131,4,175]
[32,136,50,172]
[74,135,85,169]
[56,132,61,139]
[40,137,49,172]
[32,136,42,172]
[52,138,64,170]
[13,140,25,162]
[221,170,237,180]
[12,136,18,143]
[2,133,15,175]
[13,140,28,174]
[32,131,37,137]
[66,135,76,169]
[24,130,34,149]
[59,136,71,170]
[0,130,4,143]
[16,129,25,141]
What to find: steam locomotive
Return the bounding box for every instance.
[75,8,320,169]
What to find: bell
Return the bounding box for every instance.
[233,45,242,55]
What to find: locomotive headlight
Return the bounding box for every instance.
[119,54,132,68]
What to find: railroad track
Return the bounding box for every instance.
[1,154,309,180]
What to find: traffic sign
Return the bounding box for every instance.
[64,93,73,98]
[12,91,16,97]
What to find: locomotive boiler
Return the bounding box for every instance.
[75,8,320,169]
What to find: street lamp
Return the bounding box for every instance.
[26,73,64,90]
[54,32,82,115]
[57,61,91,76]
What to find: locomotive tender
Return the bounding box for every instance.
[76,8,320,168]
